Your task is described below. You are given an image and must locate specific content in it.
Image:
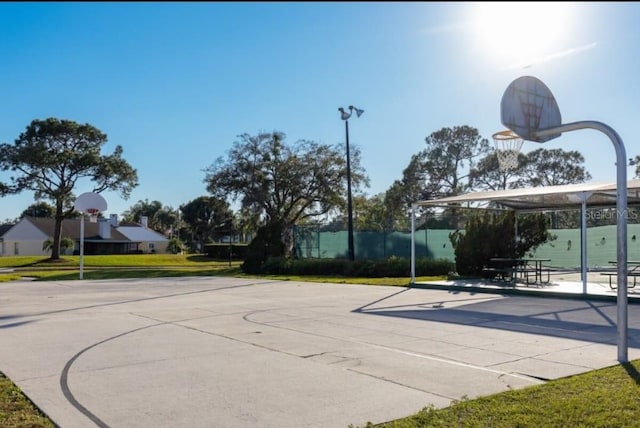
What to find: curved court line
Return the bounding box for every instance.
[60,323,164,428]
[56,280,281,427]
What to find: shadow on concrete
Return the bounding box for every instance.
[353,290,640,348]
[0,315,37,329]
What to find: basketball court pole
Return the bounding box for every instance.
[74,192,108,281]
[79,213,85,280]
[536,121,628,363]
[500,75,629,363]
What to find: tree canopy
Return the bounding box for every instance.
[417,126,490,199]
[0,118,138,259]
[515,148,592,187]
[387,126,490,205]
[204,131,368,261]
[20,201,56,219]
[382,125,489,226]
[121,199,176,233]
[180,196,233,251]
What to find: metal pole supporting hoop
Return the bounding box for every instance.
[492,130,524,171]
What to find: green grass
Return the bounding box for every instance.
[0,255,441,285]
[2,254,640,427]
[0,373,54,428]
[359,360,640,428]
[0,254,243,282]
[0,254,226,268]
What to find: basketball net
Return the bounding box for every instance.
[86,208,100,223]
[492,130,524,171]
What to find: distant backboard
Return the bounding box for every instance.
[501,76,562,143]
[74,192,107,214]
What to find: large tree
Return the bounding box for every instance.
[0,118,138,259]
[515,148,591,187]
[387,126,490,205]
[204,131,368,260]
[20,201,56,219]
[121,199,177,233]
[352,194,394,232]
[418,126,490,199]
[384,153,430,214]
[180,196,234,251]
[383,126,490,228]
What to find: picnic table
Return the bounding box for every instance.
[484,258,551,286]
[520,258,551,285]
[482,258,520,284]
[600,261,640,289]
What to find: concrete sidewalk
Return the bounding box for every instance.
[1,277,640,428]
[414,269,640,302]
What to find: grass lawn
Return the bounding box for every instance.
[0,373,54,428]
[0,254,638,427]
[359,360,640,427]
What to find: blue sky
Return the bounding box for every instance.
[1,2,638,222]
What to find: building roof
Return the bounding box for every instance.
[116,226,168,242]
[416,179,640,211]
[0,223,14,237]
[25,217,130,241]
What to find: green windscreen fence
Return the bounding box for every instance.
[529,224,640,269]
[293,208,640,269]
[293,226,455,261]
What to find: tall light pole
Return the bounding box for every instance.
[338,105,364,261]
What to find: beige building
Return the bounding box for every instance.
[0,215,169,256]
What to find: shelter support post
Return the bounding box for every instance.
[577,192,593,295]
[410,204,416,284]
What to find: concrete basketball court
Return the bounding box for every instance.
[2,276,640,428]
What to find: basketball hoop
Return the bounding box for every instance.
[492,130,524,171]
[87,208,100,223]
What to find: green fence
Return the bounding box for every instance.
[529,224,640,269]
[294,223,640,270]
[293,226,455,261]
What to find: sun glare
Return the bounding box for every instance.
[472,2,572,68]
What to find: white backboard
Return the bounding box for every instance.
[501,76,562,143]
[74,192,107,213]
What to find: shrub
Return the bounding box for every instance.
[166,238,183,254]
[204,243,248,259]
[250,256,453,278]
[260,257,292,275]
[242,221,286,274]
[42,237,75,255]
[449,211,555,277]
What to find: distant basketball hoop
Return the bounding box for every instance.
[74,192,107,219]
[492,130,524,171]
[73,192,108,280]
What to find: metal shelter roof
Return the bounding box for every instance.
[415,179,640,210]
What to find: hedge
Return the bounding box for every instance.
[248,256,454,277]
